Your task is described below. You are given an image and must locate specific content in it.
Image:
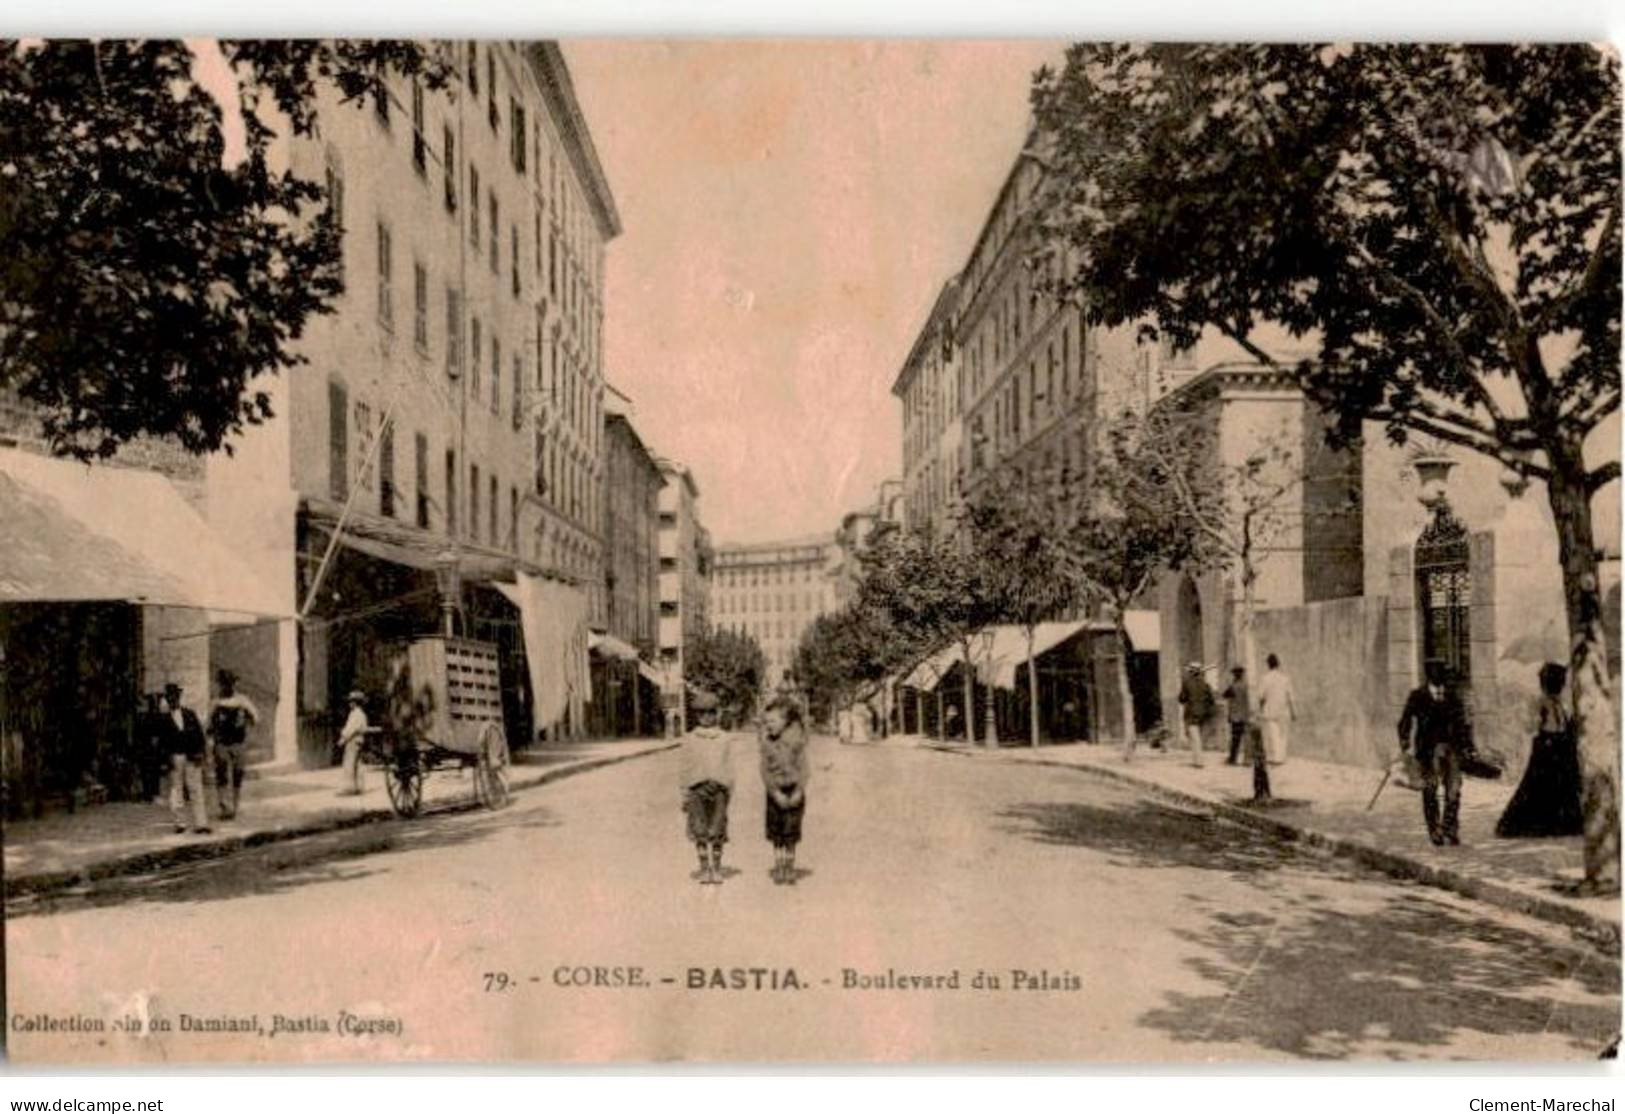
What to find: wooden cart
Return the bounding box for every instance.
[367,635,511,817]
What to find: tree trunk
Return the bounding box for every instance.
[1546,441,1619,895]
[961,637,979,746]
[1026,625,1041,747]
[935,684,945,742]
[1115,614,1135,749]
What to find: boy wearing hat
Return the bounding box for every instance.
[679,690,734,884]
[337,689,369,797]
[161,682,210,833]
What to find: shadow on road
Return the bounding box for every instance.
[7,803,562,919]
[998,797,1620,1059]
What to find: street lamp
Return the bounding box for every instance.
[434,547,462,638]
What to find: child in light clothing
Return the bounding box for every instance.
[680,691,734,885]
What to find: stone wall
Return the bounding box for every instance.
[1252,594,1390,769]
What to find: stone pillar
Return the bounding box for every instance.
[1468,530,1500,750]
[1386,544,1417,726]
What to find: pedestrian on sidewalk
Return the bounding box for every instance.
[1397,661,1471,847]
[1256,653,1298,765]
[1495,662,1583,838]
[1221,666,1251,765]
[160,683,210,834]
[337,689,369,797]
[208,670,259,821]
[1177,662,1216,768]
[759,695,810,885]
[680,690,734,885]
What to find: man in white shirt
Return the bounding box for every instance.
[337,689,369,796]
[1255,654,1298,765]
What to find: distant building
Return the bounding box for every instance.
[711,535,839,688]
[655,458,710,732]
[892,279,963,537]
[592,410,664,736]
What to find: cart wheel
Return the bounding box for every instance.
[475,722,510,809]
[385,749,424,818]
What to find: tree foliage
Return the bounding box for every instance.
[0,39,452,459]
[685,626,766,723]
[1031,43,1620,888]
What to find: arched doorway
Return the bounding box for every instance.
[1415,504,1471,687]
[1177,576,1204,668]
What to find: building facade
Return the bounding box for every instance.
[711,535,839,688]
[892,280,962,537]
[602,413,663,655]
[654,458,710,731]
[207,40,619,766]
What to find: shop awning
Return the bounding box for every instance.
[980,621,1091,689]
[902,642,964,691]
[588,630,640,661]
[637,660,663,687]
[302,496,524,585]
[0,449,285,617]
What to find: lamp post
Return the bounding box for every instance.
[434,547,461,638]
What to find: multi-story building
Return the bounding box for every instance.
[711,535,839,688]
[207,40,618,766]
[892,280,963,537]
[654,458,710,731]
[831,478,904,608]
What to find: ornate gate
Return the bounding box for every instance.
[1415,504,1471,684]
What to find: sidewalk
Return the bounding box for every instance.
[4,737,675,899]
[911,734,1620,950]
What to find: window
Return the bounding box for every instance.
[510,486,518,550]
[375,222,392,329]
[468,42,479,96]
[445,287,462,377]
[411,80,425,173]
[445,449,457,535]
[413,262,428,349]
[490,335,500,414]
[535,212,543,278]
[1061,326,1071,396]
[489,193,499,273]
[470,317,482,394]
[533,429,547,496]
[379,420,395,518]
[469,165,480,245]
[512,353,523,429]
[548,231,558,297]
[328,380,348,501]
[324,163,345,232]
[487,53,498,130]
[372,74,389,127]
[489,473,498,547]
[511,224,520,297]
[511,100,527,171]
[443,126,457,212]
[470,463,480,539]
[415,432,429,528]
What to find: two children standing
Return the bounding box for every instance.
[679,691,810,886]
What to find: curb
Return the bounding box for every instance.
[921,742,1621,954]
[5,742,678,901]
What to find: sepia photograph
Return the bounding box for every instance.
[0,32,1620,1067]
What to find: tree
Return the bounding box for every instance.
[0,39,451,460]
[962,465,1080,747]
[1047,410,1213,750]
[860,524,1007,746]
[685,627,766,725]
[1032,43,1621,892]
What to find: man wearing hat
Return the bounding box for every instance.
[337,689,370,797]
[679,689,734,884]
[1177,662,1217,769]
[160,682,210,833]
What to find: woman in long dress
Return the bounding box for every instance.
[1496,662,1583,838]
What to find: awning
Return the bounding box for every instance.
[302,496,522,585]
[637,660,663,687]
[902,642,964,691]
[0,448,285,617]
[980,621,1091,689]
[588,630,640,661]
[508,571,592,722]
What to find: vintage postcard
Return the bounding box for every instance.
[1,38,1620,1065]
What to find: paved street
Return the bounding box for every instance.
[7,736,1618,1064]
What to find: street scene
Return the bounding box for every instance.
[1,40,1621,1065]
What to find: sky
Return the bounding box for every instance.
[562,40,1061,545]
